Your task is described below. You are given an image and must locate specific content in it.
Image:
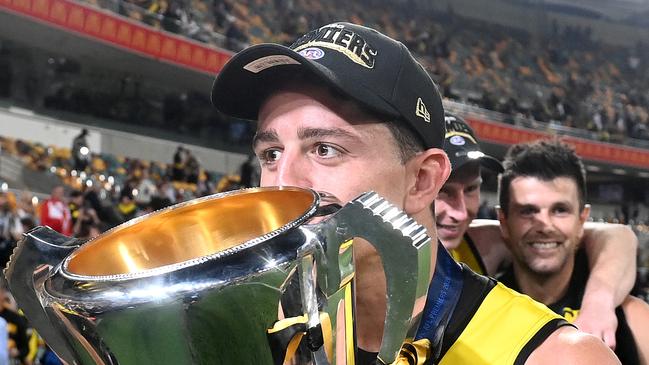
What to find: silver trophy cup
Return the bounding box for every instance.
[5,186,431,364]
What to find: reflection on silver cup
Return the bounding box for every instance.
[5,186,431,365]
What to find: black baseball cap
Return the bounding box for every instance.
[444,113,503,173]
[211,22,445,149]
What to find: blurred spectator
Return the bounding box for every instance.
[116,191,137,223]
[171,146,186,182]
[0,192,22,241]
[0,192,22,268]
[73,202,101,238]
[0,285,31,365]
[39,186,72,236]
[184,150,200,184]
[0,317,8,365]
[16,192,36,220]
[216,174,242,192]
[138,195,173,217]
[239,153,260,188]
[134,169,158,208]
[149,195,173,211]
[83,186,117,227]
[225,18,249,51]
[196,171,216,197]
[158,180,177,204]
[68,190,84,226]
[71,129,90,172]
[76,222,102,240]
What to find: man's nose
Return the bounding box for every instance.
[534,210,554,232]
[448,194,469,222]
[274,151,312,188]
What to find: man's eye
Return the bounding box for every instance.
[260,149,282,163]
[314,144,341,158]
[553,206,570,215]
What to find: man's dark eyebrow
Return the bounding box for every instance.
[297,127,361,141]
[253,130,279,148]
[511,203,538,211]
[551,201,575,209]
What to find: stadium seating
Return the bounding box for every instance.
[72,0,648,143]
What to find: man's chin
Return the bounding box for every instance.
[439,236,462,250]
[527,259,563,277]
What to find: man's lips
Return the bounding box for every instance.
[524,240,564,257]
[527,241,560,249]
[437,223,462,236]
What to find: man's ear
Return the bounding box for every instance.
[580,204,591,224]
[403,148,451,215]
[577,204,591,240]
[496,206,511,243]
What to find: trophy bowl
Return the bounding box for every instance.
[5,186,431,365]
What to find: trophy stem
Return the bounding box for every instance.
[299,254,331,365]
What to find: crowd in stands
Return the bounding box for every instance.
[0,131,262,364]
[3,1,648,153]
[64,0,649,145]
[0,133,258,260]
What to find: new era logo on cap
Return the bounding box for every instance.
[416,98,431,123]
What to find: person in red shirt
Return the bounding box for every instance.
[39,186,72,236]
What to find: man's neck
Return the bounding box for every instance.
[513,257,575,306]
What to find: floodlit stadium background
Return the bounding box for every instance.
[0,0,648,305]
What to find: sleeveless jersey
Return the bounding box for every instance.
[359,248,570,364]
[435,267,568,364]
[449,234,487,275]
[499,249,640,364]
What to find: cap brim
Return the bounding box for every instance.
[211,43,400,121]
[451,150,503,173]
[478,155,504,173]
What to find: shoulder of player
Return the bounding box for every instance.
[622,295,649,335]
[622,296,649,365]
[622,295,649,315]
[525,326,620,365]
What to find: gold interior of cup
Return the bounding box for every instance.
[65,188,316,276]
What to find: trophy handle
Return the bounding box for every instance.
[4,226,82,365]
[310,191,432,364]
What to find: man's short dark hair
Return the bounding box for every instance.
[385,120,424,163]
[498,139,587,215]
[257,73,425,164]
